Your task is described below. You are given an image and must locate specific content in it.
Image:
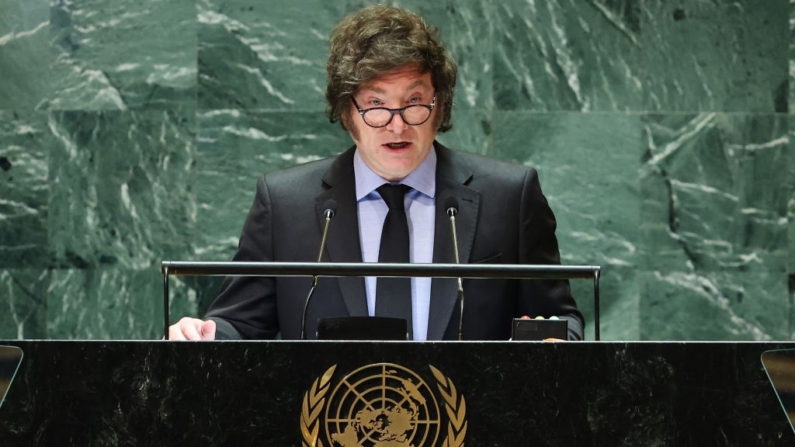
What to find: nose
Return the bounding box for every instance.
[386,111,408,133]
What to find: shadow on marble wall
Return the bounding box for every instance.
[0,0,792,341]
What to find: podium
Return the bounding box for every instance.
[0,341,792,446]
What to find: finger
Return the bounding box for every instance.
[168,324,187,341]
[180,319,204,340]
[200,320,216,340]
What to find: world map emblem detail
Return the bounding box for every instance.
[300,363,467,447]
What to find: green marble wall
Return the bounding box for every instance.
[0,0,791,341]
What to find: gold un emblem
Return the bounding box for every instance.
[300,363,467,447]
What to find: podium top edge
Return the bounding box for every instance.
[159,261,600,279]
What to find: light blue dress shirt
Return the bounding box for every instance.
[353,149,436,341]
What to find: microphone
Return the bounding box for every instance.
[300,199,337,340]
[444,196,465,341]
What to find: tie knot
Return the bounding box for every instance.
[377,184,411,210]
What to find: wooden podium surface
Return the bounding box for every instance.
[0,341,792,446]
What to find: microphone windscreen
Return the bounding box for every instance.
[444,196,459,217]
[323,199,338,218]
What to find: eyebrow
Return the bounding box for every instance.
[361,79,430,95]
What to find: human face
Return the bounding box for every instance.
[349,66,438,182]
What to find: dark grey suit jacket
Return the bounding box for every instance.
[205,142,584,340]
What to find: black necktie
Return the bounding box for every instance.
[375,184,413,338]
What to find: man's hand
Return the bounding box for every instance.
[167,317,216,340]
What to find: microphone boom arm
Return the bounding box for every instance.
[447,207,465,341]
[301,206,335,340]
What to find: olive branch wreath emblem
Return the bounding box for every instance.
[429,365,467,447]
[301,365,336,447]
[300,364,467,447]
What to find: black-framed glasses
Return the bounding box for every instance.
[351,96,436,128]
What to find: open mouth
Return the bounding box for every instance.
[385,142,410,149]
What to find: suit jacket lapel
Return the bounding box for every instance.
[315,147,369,317]
[428,143,479,340]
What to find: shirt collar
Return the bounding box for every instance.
[353,145,437,200]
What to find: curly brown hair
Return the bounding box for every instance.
[326,5,457,135]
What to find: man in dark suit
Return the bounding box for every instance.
[169,4,583,341]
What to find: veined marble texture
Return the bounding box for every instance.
[198,0,346,111]
[0,0,793,340]
[0,270,48,339]
[641,113,790,340]
[640,270,788,340]
[0,111,49,268]
[48,110,197,270]
[46,268,197,339]
[0,1,55,110]
[47,0,197,111]
[641,114,788,274]
[789,117,795,274]
[642,0,787,113]
[493,0,644,111]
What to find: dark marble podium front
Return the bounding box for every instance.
[0,341,792,446]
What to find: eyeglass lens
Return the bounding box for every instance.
[363,105,431,127]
